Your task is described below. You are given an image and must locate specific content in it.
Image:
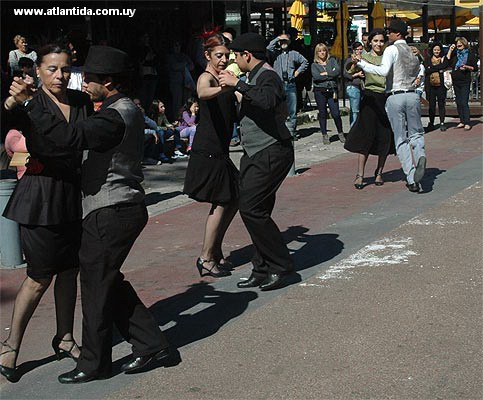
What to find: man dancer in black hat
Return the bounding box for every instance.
[354,19,427,193]
[219,33,294,291]
[9,45,170,383]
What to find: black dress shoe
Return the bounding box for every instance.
[406,183,420,193]
[58,368,110,384]
[121,348,170,374]
[237,274,266,288]
[259,273,286,291]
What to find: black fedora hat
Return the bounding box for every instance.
[387,18,408,35]
[229,32,266,53]
[83,45,130,74]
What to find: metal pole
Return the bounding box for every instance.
[480,5,483,106]
[283,0,288,32]
[340,0,346,108]
[450,6,456,41]
[367,0,374,33]
[422,1,428,43]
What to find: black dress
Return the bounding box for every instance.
[344,89,396,156]
[183,79,238,204]
[3,89,92,279]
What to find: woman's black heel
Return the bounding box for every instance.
[51,336,80,361]
[354,174,364,190]
[0,341,19,383]
[374,170,384,186]
[196,258,230,278]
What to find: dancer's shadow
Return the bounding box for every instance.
[13,354,59,383]
[144,191,182,206]
[419,167,446,193]
[296,126,319,139]
[229,225,344,287]
[112,283,257,374]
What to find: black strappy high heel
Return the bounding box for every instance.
[0,341,19,383]
[52,336,80,361]
[354,174,364,190]
[374,170,384,186]
[196,258,230,278]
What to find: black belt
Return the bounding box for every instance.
[389,89,416,96]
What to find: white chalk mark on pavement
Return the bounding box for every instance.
[406,217,468,226]
[302,236,418,285]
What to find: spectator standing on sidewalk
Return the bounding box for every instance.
[355,18,426,193]
[267,33,308,140]
[446,37,478,131]
[219,33,294,291]
[8,35,37,76]
[344,41,365,127]
[8,45,171,383]
[183,30,238,278]
[423,42,450,132]
[311,43,345,145]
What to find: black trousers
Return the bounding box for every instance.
[77,203,168,375]
[239,141,294,279]
[426,84,447,125]
[453,82,471,125]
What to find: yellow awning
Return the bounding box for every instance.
[465,16,479,26]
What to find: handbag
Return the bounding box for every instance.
[443,70,453,90]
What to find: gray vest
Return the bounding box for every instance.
[240,63,290,157]
[388,43,421,92]
[81,97,145,218]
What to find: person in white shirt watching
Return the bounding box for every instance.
[353,18,426,193]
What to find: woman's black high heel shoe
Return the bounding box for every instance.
[196,258,230,278]
[354,174,364,190]
[52,336,80,361]
[0,341,19,383]
[374,170,384,186]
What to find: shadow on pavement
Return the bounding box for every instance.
[420,168,446,194]
[229,226,344,288]
[144,191,183,206]
[14,354,59,383]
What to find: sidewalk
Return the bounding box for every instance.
[0,116,481,399]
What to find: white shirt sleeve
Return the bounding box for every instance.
[357,45,397,77]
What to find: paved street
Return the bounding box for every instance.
[0,116,482,399]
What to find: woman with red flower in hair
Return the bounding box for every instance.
[183,29,238,278]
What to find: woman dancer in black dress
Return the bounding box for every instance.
[344,29,395,189]
[0,44,91,382]
[183,31,238,277]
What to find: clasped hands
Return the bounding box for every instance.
[5,76,35,110]
[218,70,238,88]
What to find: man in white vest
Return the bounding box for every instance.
[355,19,426,193]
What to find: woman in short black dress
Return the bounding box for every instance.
[0,44,92,382]
[183,31,238,278]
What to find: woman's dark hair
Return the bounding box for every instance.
[367,29,386,47]
[147,99,165,121]
[36,43,71,65]
[429,42,445,57]
[351,41,363,50]
[178,97,199,122]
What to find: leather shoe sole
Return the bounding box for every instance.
[414,156,426,184]
[121,348,170,374]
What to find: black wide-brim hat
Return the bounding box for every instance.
[228,32,266,53]
[83,45,130,75]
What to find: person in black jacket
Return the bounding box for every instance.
[423,42,450,132]
[446,37,478,131]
